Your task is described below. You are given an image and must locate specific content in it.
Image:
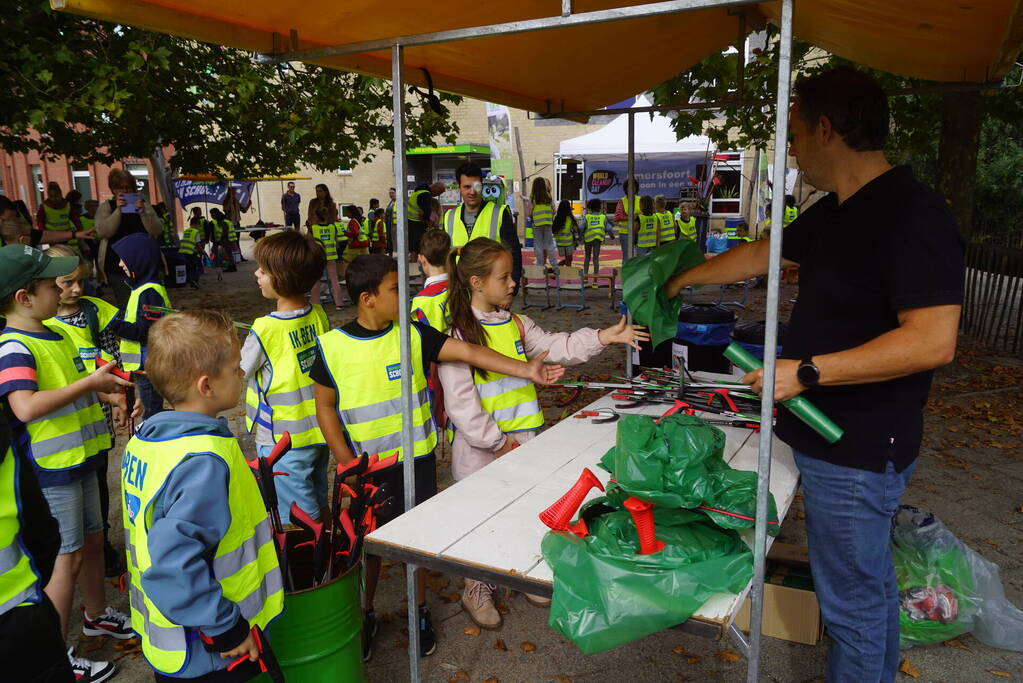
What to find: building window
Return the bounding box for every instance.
[72,167,92,203]
[30,165,44,207]
[125,162,150,199]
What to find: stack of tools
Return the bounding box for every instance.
[263,448,398,592]
[95,356,137,435]
[141,304,252,330]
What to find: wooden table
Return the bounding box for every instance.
[366,387,798,638]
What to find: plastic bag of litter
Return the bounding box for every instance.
[892,505,1023,650]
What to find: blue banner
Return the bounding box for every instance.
[173,180,255,208]
[583,158,705,202]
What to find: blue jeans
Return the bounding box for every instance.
[258,444,328,521]
[41,472,103,554]
[618,231,630,258]
[795,452,916,683]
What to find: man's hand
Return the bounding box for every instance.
[89,362,133,394]
[219,631,259,662]
[742,358,804,402]
[597,316,650,351]
[524,350,565,386]
[494,435,518,457]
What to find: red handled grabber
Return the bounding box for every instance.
[249,432,292,589]
[96,357,137,434]
[623,497,665,555]
[539,468,604,535]
[290,502,328,587]
[224,624,284,683]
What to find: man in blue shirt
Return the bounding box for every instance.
[281,182,301,230]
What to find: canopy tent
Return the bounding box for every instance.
[560,95,713,161]
[52,0,1023,117]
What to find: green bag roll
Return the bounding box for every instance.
[621,239,707,347]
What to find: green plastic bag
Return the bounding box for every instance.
[542,505,753,654]
[621,239,706,346]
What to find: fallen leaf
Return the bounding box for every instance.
[553,677,572,682]
[485,679,500,683]
[942,638,971,651]
[520,641,536,652]
[672,645,686,654]
[1016,506,1023,513]
[716,650,741,663]
[453,672,470,682]
[987,671,1012,678]
[686,655,701,664]
[497,604,510,615]
[464,627,481,637]
[494,639,508,651]
[441,592,462,604]
[899,657,921,678]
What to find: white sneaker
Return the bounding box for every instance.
[67,647,116,683]
[83,606,134,640]
[461,579,502,630]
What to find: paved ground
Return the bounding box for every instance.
[75,237,1023,682]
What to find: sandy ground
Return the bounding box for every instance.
[75,236,1023,682]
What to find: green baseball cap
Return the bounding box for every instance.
[0,245,79,299]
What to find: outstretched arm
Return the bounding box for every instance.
[437,337,564,386]
[664,240,797,298]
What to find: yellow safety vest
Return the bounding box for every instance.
[410,281,450,332]
[245,305,330,448]
[316,324,436,462]
[221,220,238,243]
[0,328,110,473]
[42,204,71,231]
[312,222,338,260]
[473,316,543,433]
[584,213,607,243]
[636,214,659,248]
[677,215,697,240]
[406,189,429,223]
[656,211,677,243]
[160,216,176,246]
[178,227,201,256]
[120,282,171,371]
[554,216,574,248]
[121,433,283,675]
[531,203,553,229]
[45,296,120,372]
[0,446,44,616]
[443,202,505,248]
[616,196,642,235]
[79,215,96,233]
[784,205,799,226]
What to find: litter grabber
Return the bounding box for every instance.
[95,357,138,435]
[249,432,292,589]
[222,625,284,683]
[623,497,665,555]
[539,468,603,537]
[290,502,328,587]
[141,304,252,330]
[612,393,761,424]
[573,409,620,424]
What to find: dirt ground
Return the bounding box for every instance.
[80,237,1023,682]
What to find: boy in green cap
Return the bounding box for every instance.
[0,245,139,683]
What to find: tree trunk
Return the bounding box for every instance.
[936,91,983,240]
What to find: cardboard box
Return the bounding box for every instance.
[733,543,824,646]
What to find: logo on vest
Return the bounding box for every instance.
[124,492,141,524]
[297,347,316,373]
[515,340,524,356]
[72,356,86,373]
[386,363,402,381]
[79,347,98,361]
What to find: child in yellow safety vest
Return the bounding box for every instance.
[552,199,578,267]
[370,208,388,254]
[582,198,613,277]
[411,229,451,332]
[0,245,141,681]
[654,194,678,245]
[438,237,649,630]
[178,216,205,289]
[310,205,345,310]
[634,194,659,256]
[311,253,567,661]
[243,231,332,521]
[121,310,283,680]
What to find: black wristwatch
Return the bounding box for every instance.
[796,358,820,388]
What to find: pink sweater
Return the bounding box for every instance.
[439,306,605,481]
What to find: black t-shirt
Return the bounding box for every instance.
[778,165,965,472]
[309,319,449,388]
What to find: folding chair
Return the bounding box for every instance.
[583,268,617,309]
[717,279,753,309]
[520,264,553,310]
[556,269,589,311]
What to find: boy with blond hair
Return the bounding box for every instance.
[122,310,283,681]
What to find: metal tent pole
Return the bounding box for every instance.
[744,0,794,680]
[391,42,421,683]
[625,111,636,377]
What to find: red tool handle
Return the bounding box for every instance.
[265,432,292,468]
[656,400,695,423]
[367,452,398,473]
[95,356,132,382]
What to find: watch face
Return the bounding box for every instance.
[798,362,819,386]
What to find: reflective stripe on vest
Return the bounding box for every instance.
[121,433,283,674]
[410,282,449,332]
[531,203,553,228]
[316,324,436,462]
[554,217,574,247]
[244,306,330,448]
[43,204,71,231]
[677,216,697,240]
[179,227,201,255]
[473,317,543,433]
[636,214,659,248]
[0,329,110,472]
[784,205,799,226]
[443,203,504,247]
[44,296,119,372]
[406,190,428,222]
[312,223,338,260]
[120,283,170,371]
[657,212,677,242]
[220,220,238,243]
[160,216,176,245]
[0,447,44,616]
[584,213,607,242]
[616,196,642,234]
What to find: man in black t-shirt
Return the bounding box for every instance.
[664,68,964,682]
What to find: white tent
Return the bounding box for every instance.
[559,95,714,161]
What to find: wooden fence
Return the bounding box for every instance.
[961,242,1023,355]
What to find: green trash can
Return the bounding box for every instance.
[267,562,366,682]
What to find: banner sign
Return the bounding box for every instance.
[173,180,255,208]
[485,102,515,212]
[583,157,704,202]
